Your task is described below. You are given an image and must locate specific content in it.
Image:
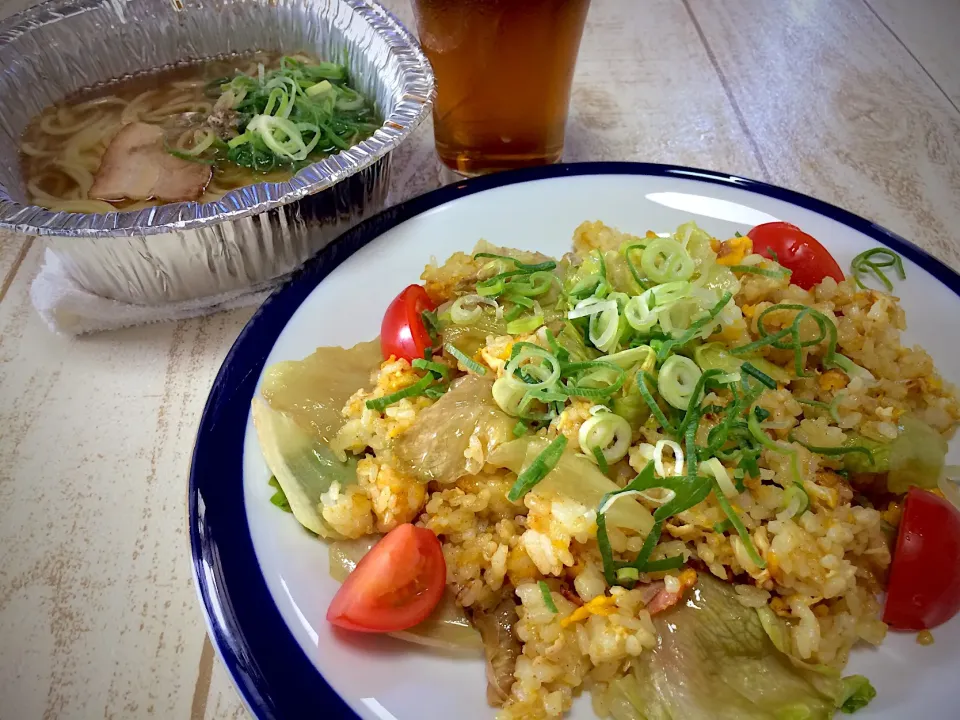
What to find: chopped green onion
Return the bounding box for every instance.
[781,483,810,518]
[505,271,554,298]
[592,445,609,473]
[658,355,703,410]
[851,248,905,292]
[268,476,292,512]
[712,484,766,568]
[538,581,558,613]
[596,462,712,585]
[623,243,652,290]
[616,567,640,582]
[638,372,677,434]
[713,519,733,533]
[787,431,875,464]
[729,264,791,278]
[642,556,685,572]
[559,361,626,399]
[656,292,733,361]
[513,420,529,437]
[506,435,568,502]
[741,361,777,389]
[449,294,496,325]
[444,343,487,375]
[473,252,557,273]
[732,304,838,377]
[694,342,741,374]
[641,237,695,283]
[365,374,434,411]
[412,358,450,378]
[507,313,544,334]
[830,353,875,381]
[579,411,631,466]
[421,309,441,344]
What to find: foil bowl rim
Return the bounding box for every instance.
[0,0,435,238]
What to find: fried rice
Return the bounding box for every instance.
[265,220,959,719]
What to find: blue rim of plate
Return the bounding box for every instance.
[188,161,960,720]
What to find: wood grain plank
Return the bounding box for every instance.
[687,0,960,271]
[565,0,762,177]
[0,239,256,719]
[0,231,31,305]
[866,0,960,112]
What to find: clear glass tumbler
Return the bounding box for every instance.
[412,0,591,177]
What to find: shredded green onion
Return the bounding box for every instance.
[656,292,733,361]
[365,374,434,411]
[507,313,545,334]
[444,343,487,375]
[732,303,838,377]
[506,435,568,502]
[781,484,810,518]
[638,372,677,434]
[473,253,557,274]
[559,361,626,399]
[596,462,712,585]
[539,581,558,613]
[412,358,450,378]
[729,264,791,278]
[712,483,766,568]
[741,361,777,389]
[643,556,685,572]
[786,431,875,464]
[851,248,905,291]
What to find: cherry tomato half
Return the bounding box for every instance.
[327,523,446,633]
[380,284,436,361]
[748,222,845,290]
[883,488,960,630]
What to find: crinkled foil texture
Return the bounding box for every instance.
[0,0,433,302]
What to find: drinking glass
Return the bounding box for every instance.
[412,0,591,177]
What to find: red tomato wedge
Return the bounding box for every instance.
[327,523,446,633]
[748,222,845,290]
[883,488,960,630]
[380,284,436,361]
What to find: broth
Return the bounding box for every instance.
[20,51,380,213]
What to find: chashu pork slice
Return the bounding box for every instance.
[89,122,212,203]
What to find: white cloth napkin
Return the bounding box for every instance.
[30,248,273,336]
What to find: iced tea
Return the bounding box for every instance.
[413,0,591,176]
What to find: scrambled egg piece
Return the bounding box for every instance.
[819,369,849,392]
[711,235,754,266]
[357,457,426,532]
[560,594,618,628]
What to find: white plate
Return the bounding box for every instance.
[190,163,960,720]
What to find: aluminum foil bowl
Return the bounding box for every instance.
[0,0,433,304]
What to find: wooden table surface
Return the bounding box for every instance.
[1,0,959,718]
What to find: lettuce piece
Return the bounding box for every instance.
[260,340,382,444]
[393,375,514,484]
[600,575,868,719]
[888,416,948,494]
[839,676,876,714]
[252,397,357,538]
[487,437,654,535]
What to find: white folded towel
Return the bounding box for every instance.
[30,248,272,335]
